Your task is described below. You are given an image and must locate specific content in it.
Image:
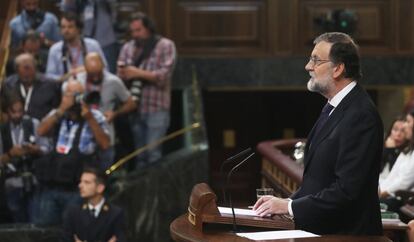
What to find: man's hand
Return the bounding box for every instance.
[253,195,289,217]
[104,110,116,123]
[80,101,93,120]
[8,145,27,158]
[23,143,40,155]
[59,92,75,113]
[73,234,82,242]
[108,235,117,242]
[121,66,142,80]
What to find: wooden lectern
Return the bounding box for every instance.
[187,183,294,232]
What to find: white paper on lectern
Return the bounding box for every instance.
[218,206,257,216]
[236,230,320,240]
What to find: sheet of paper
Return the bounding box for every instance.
[218,206,257,216]
[237,230,320,240]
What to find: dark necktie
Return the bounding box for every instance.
[312,103,334,140]
[89,208,96,218]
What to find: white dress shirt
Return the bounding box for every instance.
[379,151,414,196]
[88,198,105,218]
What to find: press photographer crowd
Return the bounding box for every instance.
[0,0,176,241]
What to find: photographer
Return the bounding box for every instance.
[69,52,136,169]
[33,80,110,226]
[0,95,49,222]
[117,12,176,168]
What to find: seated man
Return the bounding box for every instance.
[63,167,126,242]
[0,95,49,222]
[33,80,110,226]
[2,53,60,120]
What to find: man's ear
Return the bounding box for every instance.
[97,183,105,194]
[332,63,345,79]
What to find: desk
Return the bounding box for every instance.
[170,214,392,242]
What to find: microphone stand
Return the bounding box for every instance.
[225,152,255,232]
[219,147,252,205]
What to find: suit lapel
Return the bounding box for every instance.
[303,84,362,173]
[304,110,344,172]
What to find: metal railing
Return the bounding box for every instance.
[0,0,18,82]
[105,122,201,175]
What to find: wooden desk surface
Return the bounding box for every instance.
[170,214,392,242]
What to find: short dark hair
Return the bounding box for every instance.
[5,94,24,111]
[82,166,108,186]
[61,12,83,30]
[314,32,362,81]
[129,12,156,35]
[23,30,41,43]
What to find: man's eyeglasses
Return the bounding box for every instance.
[308,56,331,67]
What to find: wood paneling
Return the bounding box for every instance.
[297,0,395,53]
[164,0,414,56]
[397,0,414,52]
[171,0,268,56]
[35,0,414,56]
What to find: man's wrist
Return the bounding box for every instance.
[83,111,94,121]
[54,108,64,119]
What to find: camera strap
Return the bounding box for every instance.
[62,38,88,75]
[22,10,45,32]
[133,35,160,68]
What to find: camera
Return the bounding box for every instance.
[74,92,84,104]
[130,80,142,102]
[74,91,101,106]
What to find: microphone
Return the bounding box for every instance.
[225,152,255,232]
[219,147,252,205]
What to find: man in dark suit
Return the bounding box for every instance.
[62,167,126,242]
[254,32,384,235]
[2,53,60,120]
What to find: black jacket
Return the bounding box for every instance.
[291,84,383,235]
[62,200,127,242]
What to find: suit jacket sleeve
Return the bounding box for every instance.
[292,106,382,225]
[113,209,127,242]
[62,205,77,242]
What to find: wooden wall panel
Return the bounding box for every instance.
[270,0,295,55]
[397,0,414,53]
[40,0,414,56]
[171,0,268,56]
[297,0,395,54]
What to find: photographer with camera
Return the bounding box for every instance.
[117,12,176,168]
[0,94,49,222]
[69,52,136,169]
[33,80,110,226]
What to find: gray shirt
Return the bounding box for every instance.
[63,71,131,144]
